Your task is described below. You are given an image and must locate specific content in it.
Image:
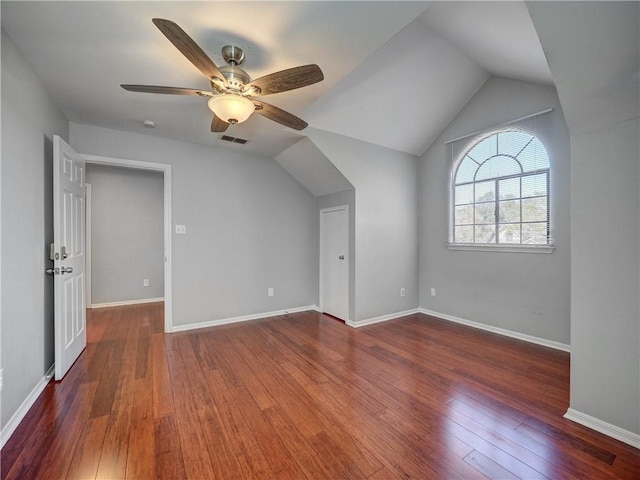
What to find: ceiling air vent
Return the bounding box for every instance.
[220,135,248,145]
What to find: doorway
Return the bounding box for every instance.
[83,154,173,331]
[86,164,164,308]
[319,205,349,321]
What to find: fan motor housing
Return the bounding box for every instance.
[220,65,250,90]
[219,45,251,90]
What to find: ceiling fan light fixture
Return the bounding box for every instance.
[123,20,324,131]
[207,94,254,124]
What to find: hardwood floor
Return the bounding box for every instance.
[2,303,638,479]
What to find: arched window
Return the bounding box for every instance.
[452,128,551,246]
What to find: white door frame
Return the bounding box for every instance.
[81,153,173,332]
[85,183,92,307]
[319,205,349,321]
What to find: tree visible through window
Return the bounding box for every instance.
[452,128,551,245]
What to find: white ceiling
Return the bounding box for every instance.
[527,1,640,135]
[304,18,490,156]
[1,1,551,159]
[420,1,553,86]
[275,138,354,197]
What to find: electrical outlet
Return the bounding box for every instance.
[143,279,150,287]
[175,225,186,234]
[400,288,406,297]
[268,287,274,297]
[430,288,436,297]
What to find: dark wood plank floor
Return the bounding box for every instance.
[2,303,638,479]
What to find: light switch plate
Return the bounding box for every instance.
[175,225,186,235]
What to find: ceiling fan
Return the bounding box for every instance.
[121,19,324,132]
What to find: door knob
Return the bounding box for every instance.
[61,266,73,274]
[338,255,345,260]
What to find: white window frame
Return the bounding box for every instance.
[448,127,554,254]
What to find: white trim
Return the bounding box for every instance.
[85,183,92,307]
[419,308,570,352]
[444,108,553,144]
[346,309,420,328]
[448,244,555,254]
[1,365,54,449]
[170,305,319,333]
[564,408,640,449]
[79,153,172,333]
[90,297,165,309]
[82,154,169,172]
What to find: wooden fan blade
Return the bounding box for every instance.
[211,115,229,132]
[121,84,212,96]
[152,18,227,84]
[245,65,324,96]
[253,100,308,130]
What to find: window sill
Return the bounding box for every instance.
[448,244,555,254]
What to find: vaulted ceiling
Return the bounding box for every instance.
[1,1,552,161]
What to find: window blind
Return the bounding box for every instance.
[448,109,554,247]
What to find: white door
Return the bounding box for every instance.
[320,206,349,321]
[53,135,87,380]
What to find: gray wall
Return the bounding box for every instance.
[570,118,639,436]
[86,165,164,305]
[528,1,640,437]
[317,189,356,321]
[418,76,571,344]
[1,30,69,429]
[307,129,419,322]
[70,123,318,328]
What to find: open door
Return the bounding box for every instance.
[53,135,87,380]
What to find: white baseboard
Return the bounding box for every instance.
[1,364,54,449]
[419,308,570,352]
[170,305,319,333]
[90,297,164,309]
[564,408,640,449]
[346,308,420,328]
